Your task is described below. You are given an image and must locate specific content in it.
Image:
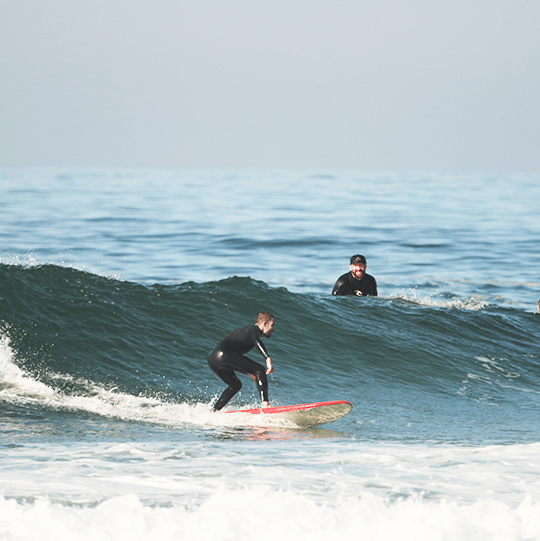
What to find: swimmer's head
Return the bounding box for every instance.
[350,254,367,280]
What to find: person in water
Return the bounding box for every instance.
[207,312,275,411]
[332,254,378,297]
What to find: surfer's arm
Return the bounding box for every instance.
[332,273,350,295]
[364,275,378,296]
[247,358,273,381]
[253,331,270,359]
[256,341,273,373]
[332,279,344,295]
[251,327,273,373]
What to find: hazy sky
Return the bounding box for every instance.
[1,1,539,171]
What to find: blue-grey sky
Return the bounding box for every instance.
[1,1,539,171]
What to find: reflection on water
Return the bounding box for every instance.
[210,425,352,442]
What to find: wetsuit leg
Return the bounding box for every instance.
[250,366,269,404]
[212,369,242,411]
[208,350,268,409]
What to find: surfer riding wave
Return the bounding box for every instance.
[207,312,275,411]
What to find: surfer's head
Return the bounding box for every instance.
[349,254,367,280]
[255,312,275,338]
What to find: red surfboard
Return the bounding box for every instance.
[224,400,352,428]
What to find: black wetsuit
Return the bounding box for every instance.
[207,325,270,411]
[332,272,378,297]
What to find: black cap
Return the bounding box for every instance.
[350,254,367,265]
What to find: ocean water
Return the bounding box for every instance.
[1,168,540,540]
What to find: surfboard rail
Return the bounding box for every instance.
[224,400,352,428]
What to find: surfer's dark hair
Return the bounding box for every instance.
[255,312,274,325]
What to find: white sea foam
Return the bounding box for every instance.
[1,491,539,541]
[391,290,489,311]
[0,336,57,400]
[0,336,294,429]
[1,440,540,541]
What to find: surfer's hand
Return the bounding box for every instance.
[266,358,273,374]
[355,290,363,296]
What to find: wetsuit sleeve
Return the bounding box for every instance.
[252,328,270,359]
[367,275,378,296]
[332,274,350,295]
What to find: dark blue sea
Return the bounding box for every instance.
[1,168,540,540]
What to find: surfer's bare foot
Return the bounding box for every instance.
[261,401,270,408]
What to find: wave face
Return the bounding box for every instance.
[2,262,539,444]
